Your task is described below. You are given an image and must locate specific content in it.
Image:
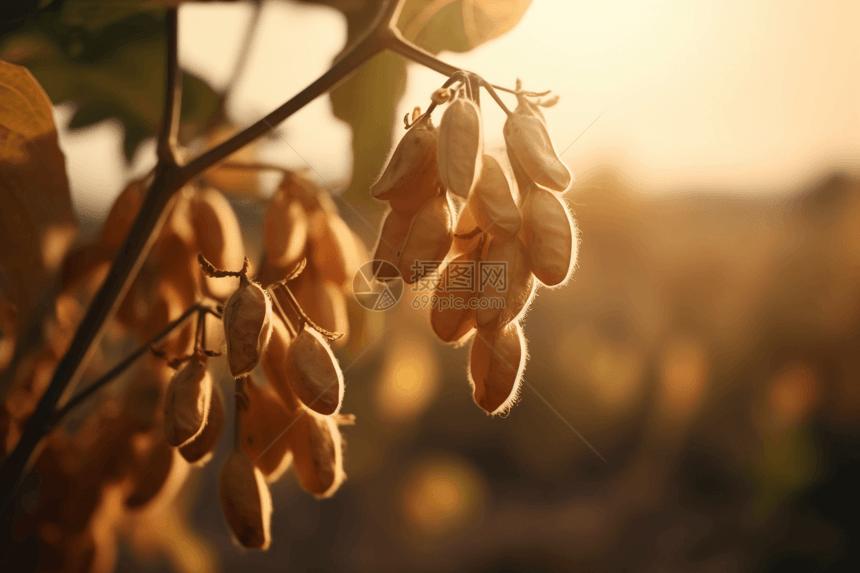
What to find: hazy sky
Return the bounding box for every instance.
[61,0,860,218]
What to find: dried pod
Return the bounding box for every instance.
[288,409,344,498]
[311,215,367,289]
[398,193,454,284]
[163,354,212,448]
[146,282,195,357]
[449,198,482,258]
[261,314,301,412]
[241,378,296,481]
[59,243,111,298]
[469,155,521,236]
[203,124,262,197]
[218,448,273,550]
[224,276,273,378]
[437,96,483,198]
[372,209,412,280]
[101,178,145,252]
[291,273,349,349]
[503,96,572,192]
[477,234,535,329]
[388,187,441,218]
[125,439,183,509]
[264,193,308,270]
[153,232,200,309]
[469,323,527,415]
[521,187,578,286]
[430,248,480,344]
[0,409,16,458]
[372,115,440,207]
[190,188,245,300]
[122,366,168,433]
[179,383,226,465]
[286,325,344,416]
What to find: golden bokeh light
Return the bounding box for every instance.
[397,456,485,539]
[375,325,439,423]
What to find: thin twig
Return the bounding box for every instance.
[277,283,344,342]
[157,8,182,164]
[269,287,299,339]
[223,1,264,103]
[217,161,292,175]
[47,304,202,430]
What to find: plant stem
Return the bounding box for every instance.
[157,8,182,165]
[385,29,461,76]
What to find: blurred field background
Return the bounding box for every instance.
[4,0,860,571]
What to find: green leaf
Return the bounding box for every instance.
[1,12,221,161]
[331,50,407,204]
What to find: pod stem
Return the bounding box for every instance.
[268,287,300,339]
[198,253,250,279]
[233,377,249,449]
[275,283,344,342]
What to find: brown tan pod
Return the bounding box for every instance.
[430,248,480,344]
[147,282,195,358]
[521,187,578,287]
[264,193,308,269]
[437,96,483,198]
[123,369,167,433]
[398,193,454,284]
[286,325,343,416]
[469,155,521,236]
[372,209,412,279]
[59,243,112,298]
[241,378,296,481]
[449,198,483,258]
[179,382,225,465]
[163,354,212,447]
[190,188,245,301]
[503,98,572,192]
[223,276,273,378]
[101,178,146,252]
[291,275,349,349]
[288,409,344,498]
[218,448,273,550]
[260,314,302,412]
[477,234,535,330]
[372,115,440,204]
[311,215,367,289]
[469,323,527,415]
[125,439,183,510]
[152,231,200,308]
[203,124,261,197]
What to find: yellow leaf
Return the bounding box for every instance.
[0,60,78,338]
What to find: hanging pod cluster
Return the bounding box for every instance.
[371,77,579,416]
[371,107,455,284]
[199,235,355,550]
[260,171,367,349]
